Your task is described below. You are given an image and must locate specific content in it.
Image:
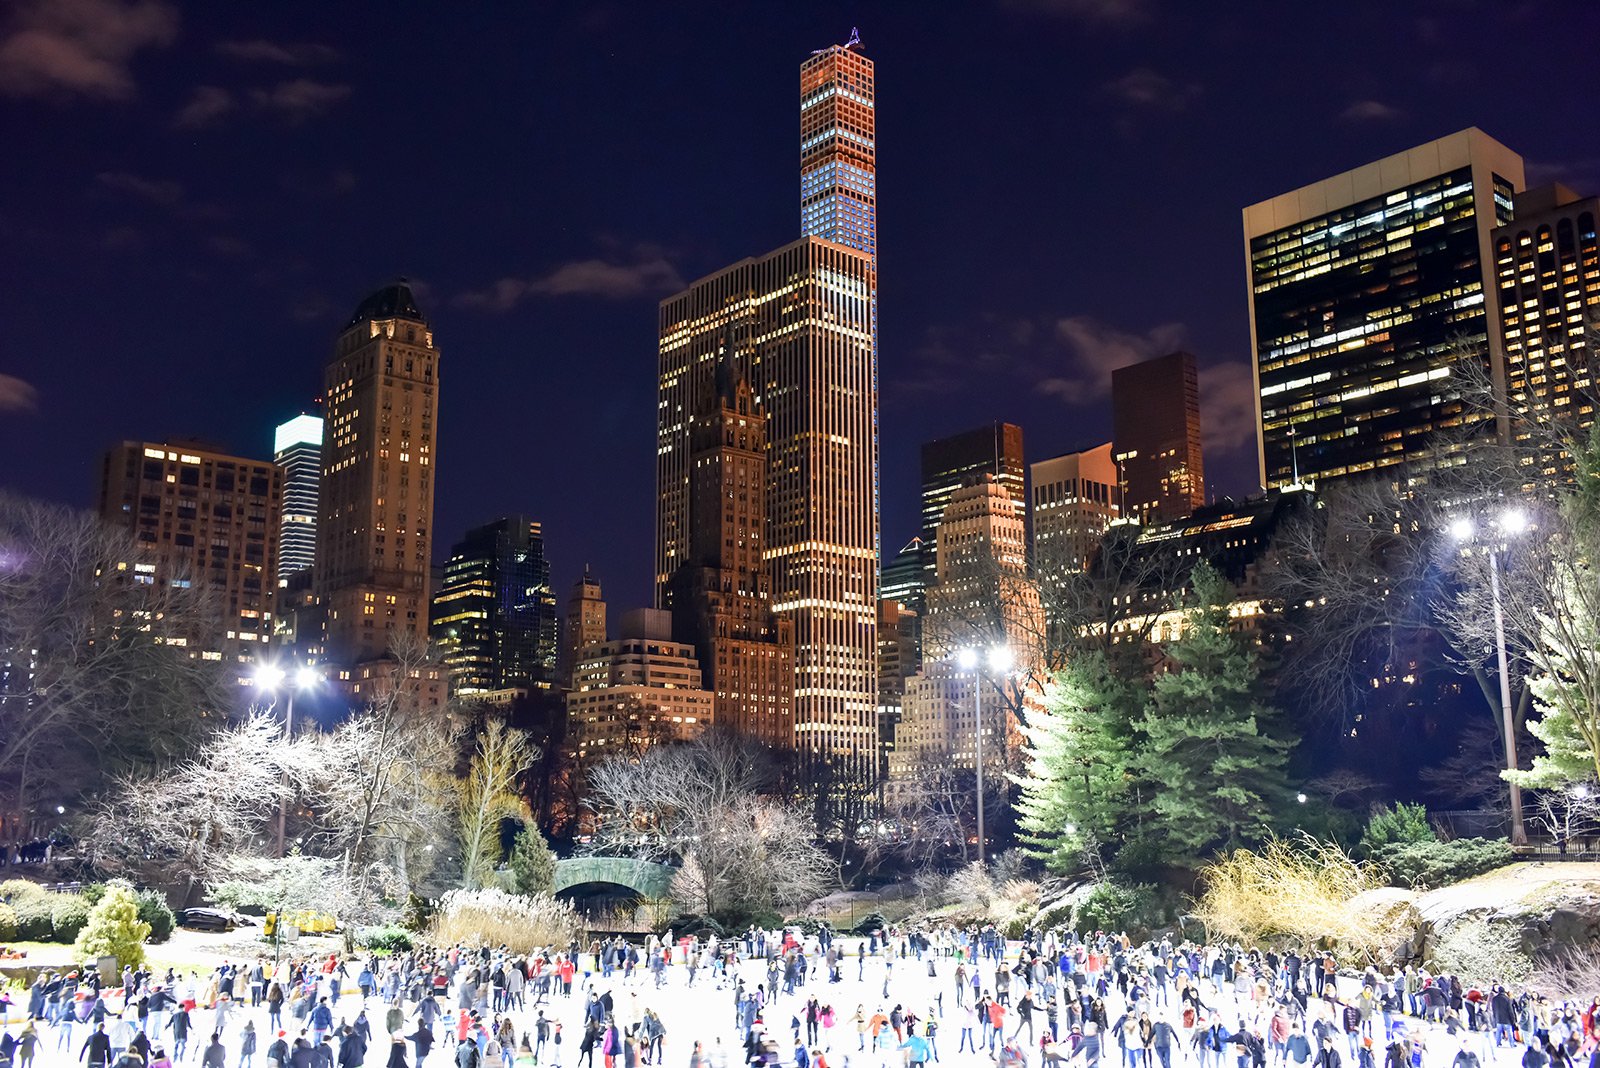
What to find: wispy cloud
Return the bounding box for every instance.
[1339,99,1404,124]
[1198,359,1258,456]
[1003,0,1151,26]
[457,247,684,309]
[0,374,40,412]
[0,0,177,100]
[1101,66,1201,113]
[173,84,232,128]
[1038,317,1186,402]
[96,170,183,205]
[216,39,337,65]
[250,78,350,121]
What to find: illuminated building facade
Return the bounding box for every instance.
[273,414,322,585]
[430,516,558,698]
[667,352,795,751]
[1245,129,1524,489]
[1493,184,1600,484]
[1030,442,1119,575]
[920,423,1026,590]
[567,609,714,760]
[800,32,876,267]
[316,281,439,666]
[657,237,878,788]
[562,569,607,687]
[98,440,282,681]
[1112,352,1203,523]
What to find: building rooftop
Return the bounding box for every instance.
[346,279,426,328]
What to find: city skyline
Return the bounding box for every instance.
[5,4,1600,606]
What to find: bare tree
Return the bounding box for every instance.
[457,718,536,889]
[0,492,227,828]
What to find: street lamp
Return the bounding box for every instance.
[955,643,1013,864]
[1451,509,1529,847]
[255,660,321,857]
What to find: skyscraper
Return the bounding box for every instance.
[562,569,606,687]
[316,281,440,666]
[1112,352,1203,523]
[667,352,795,751]
[98,440,283,682]
[430,516,559,698]
[658,239,877,787]
[567,608,714,760]
[1245,129,1525,489]
[1030,442,1119,575]
[800,30,876,267]
[1493,184,1600,484]
[274,414,322,585]
[920,423,1026,587]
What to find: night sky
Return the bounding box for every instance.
[4,0,1598,609]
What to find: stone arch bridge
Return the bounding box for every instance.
[552,856,676,899]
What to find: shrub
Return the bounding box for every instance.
[74,881,150,968]
[81,883,108,908]
[428,888,580,954]
[1074,881,1156,934]
[0,902,16,941]
[0,879,46,907]
[784,917,829,937]
[507,826,557,897]
[136,890,176,943]
[853,911,887,936]
[12,893,58,940]
[667,913,724,938]
[359,925,414,953]
[50,894,92,944]
[1360,803,1435,858]
[400,893,436,933]
[1431,918,1531,986]
[1371,838,1513,889]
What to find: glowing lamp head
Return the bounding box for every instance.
[1499,510,1529,536]
[988,646,1014,673]
[255,664,286,691]
[294,665,321,690]
[1448,517,1475,542]
[956,648,979,671]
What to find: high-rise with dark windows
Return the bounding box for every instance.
[919,423,1026,586]
[431,516,558,698]
[1244,129,1524,489]
[1112,352,1203,523]
[1493,184,1600,485]
[274,414,322,585]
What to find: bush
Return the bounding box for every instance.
[667,913,724,938]
[428,888,580,954]
[12,893,58,940]
[81,883,108,908]
[359,925,414,954]
[1371,838,1513,889]
[400,893,436,934]
[1074,881,1156,934]
[74,882,150,968]
[507,827,557,897]
[0,879,46,907]
[1360,803,1435,857]
[853,911,887,936]
[0,902,16,941]
[1431,918,1531,986]
[50,894,92,944]
[784,917,830,937]
[136,890,176,944]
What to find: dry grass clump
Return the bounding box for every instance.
[428,887,581,953]
[1194,836,1411,960]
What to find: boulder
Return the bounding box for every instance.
[1408,863,1600,964]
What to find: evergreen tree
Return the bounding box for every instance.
[74,879,151,969]
[507,823,557,896]
[1138,561,1289,865]
[1013,651,1140,872]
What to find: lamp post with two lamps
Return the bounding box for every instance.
[1449,509,1529,847]
[254,661,322,858]
[955,643,1014,864]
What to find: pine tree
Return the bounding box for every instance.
[1138,561,1289,866]
[74,879,151,969]
[1013,651,1139,872]
[507,824,557,896]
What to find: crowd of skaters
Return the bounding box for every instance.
[0,922,1591,1068]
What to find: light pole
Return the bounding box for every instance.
[1451,511,1529,847]
[255,661,322,858]
[956,643,1013,864]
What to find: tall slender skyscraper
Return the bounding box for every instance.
[274,414,322,585]
[430,516,558,698]
[1245,129,1524,489]
[800,30,876,267]
[1112,352,1203,523]
[317,281,440,666]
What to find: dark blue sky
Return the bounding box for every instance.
[3,0,1597,609]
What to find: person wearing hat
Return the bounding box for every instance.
[266,1031,289,1068]
[239,1022,257,1068]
